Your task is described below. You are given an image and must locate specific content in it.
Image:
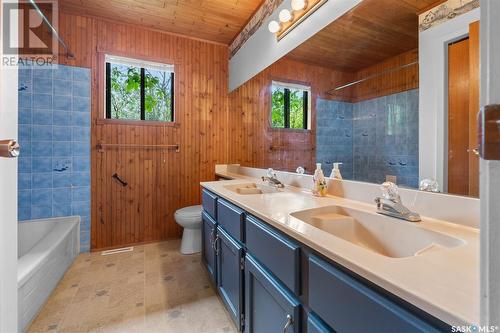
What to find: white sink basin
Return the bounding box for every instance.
[223,183,281,195]
[290,206,465,258]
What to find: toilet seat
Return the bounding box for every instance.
[174,205,202,228]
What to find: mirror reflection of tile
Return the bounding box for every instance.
[317,89,418,188]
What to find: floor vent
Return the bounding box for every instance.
[101,247,134,256]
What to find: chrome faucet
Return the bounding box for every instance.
[374,182,421,222]
[261,168,285,188]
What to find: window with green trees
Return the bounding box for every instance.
[271,81,310,130]
[105,55,174,122]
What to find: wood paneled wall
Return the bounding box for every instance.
[228,58,354,173]
[352,49,419,102]
[57,12,229,250]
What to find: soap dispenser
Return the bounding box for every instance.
[312,163,328,197]
[330,162,343,180]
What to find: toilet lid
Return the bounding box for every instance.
[175,205,202,220]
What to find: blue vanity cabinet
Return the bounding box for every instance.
[245,254,301,333]
[216,226,244,331]
[202,211,217,284]
[308,255,442,333]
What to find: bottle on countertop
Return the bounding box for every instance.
[329,162,343,180]
[312,163,328,197]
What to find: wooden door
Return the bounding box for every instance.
[447,21,480,197]
[468,21,480,197]
[448,38,470,196]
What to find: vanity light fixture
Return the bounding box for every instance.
[269,0,328,41]
[279,9,293,23]
[268,20,281,33]
[291,0,307,11]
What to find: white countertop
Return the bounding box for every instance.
[202,173,479,326]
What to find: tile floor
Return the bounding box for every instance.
[28,240,237,333]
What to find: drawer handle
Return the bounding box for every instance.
[212,235,219,255]
[283,314,293,333]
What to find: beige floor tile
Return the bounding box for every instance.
[27,240,236,333]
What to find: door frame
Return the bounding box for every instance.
[0,0,19,332]
[480,0,500,326]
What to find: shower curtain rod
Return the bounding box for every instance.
[28,0,75,59]
[326,61,418,94]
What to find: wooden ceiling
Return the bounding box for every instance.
[286,0,439,72]
[58,0,264,44]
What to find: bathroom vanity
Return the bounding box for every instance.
[200,170,478,333]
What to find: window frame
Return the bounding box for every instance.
[104,55,175,123]
[270,80,311,130]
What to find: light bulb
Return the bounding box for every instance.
[279,9,292,23]
[291,0,307,11]
[268,20,280,33]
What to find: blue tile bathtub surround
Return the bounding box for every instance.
[316,89,419,188]
[18,64,91,252]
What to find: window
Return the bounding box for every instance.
[105,55,174,122]
[271,81,310,129]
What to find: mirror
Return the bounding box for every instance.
[228,0,480,197]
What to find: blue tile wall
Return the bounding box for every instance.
[316,99,354,179]
[316,89,419,188]
[18,64,91,252]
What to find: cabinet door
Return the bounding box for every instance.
[217,227,244,330]
[202,211,217,284]
[307,312,334,333]
[245,255,300,333]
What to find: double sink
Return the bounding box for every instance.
[223,182,465,259]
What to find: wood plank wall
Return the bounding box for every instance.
[57,12,229,250]
[228,58,354,173]
[352,49,419,103]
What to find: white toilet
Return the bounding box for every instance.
[174,205,203,254]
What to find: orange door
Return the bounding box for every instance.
[448,38,470,196]
[447,21,480,197]
[468,21,480,197]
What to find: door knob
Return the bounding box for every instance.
[0,139,20,158]
[467,147,480,156]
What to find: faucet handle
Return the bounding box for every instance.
[267,168,276,178]
[381,182,400,201]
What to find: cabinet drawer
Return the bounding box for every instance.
[308,255,441,333]
[202,189,218,220]
[307,312,334,333]
[217,199,245,242]
[246,215,300,294]
[245,254,300,333]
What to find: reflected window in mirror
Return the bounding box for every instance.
[271,81,311,130]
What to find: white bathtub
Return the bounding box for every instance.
[18,216,80,332]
